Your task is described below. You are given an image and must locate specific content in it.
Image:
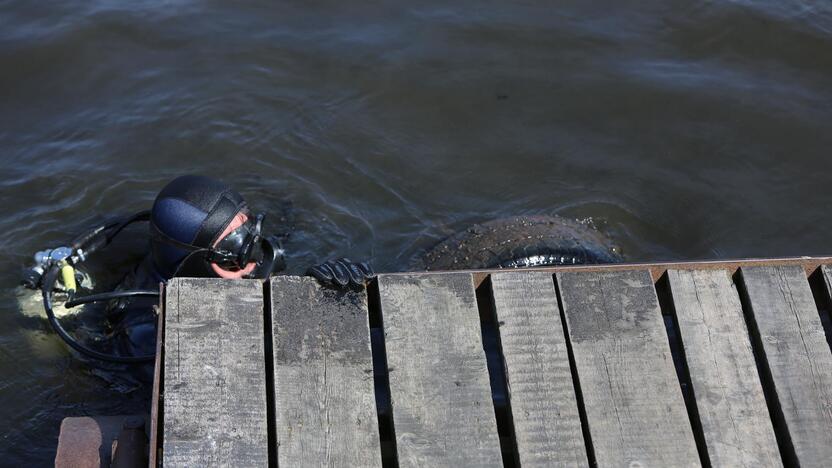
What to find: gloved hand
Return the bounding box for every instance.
[307,258,375,289]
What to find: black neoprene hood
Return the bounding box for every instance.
[150,175,247,279]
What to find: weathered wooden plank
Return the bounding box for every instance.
[378,273,502,467]
[270,276,382,468]
[740,266,832,466]
[149,302,164,467]
[667,269,781,467]
[556,269,699,467]
[162,278,268,467]
[489,271,588,467]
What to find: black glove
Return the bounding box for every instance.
[307,258,375,289]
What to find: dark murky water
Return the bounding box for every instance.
[2,0,832,463]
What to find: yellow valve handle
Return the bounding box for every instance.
[60,261,77,293]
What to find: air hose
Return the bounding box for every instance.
[64,290,160,309]
[39,212,158,364]
[42,264,156,364]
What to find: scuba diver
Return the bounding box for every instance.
[20,174,622,466]
[21,174,621,385]
[21,175,374,381]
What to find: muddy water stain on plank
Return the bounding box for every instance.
[378,273,502,467]
[269,276,382,468]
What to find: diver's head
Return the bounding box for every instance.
[150,175,284,280]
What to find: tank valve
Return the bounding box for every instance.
[21,246,75,290]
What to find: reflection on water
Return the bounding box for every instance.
[2,0,832,463]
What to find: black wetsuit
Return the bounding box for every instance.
[105,256,162,382]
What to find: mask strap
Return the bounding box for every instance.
[150,221,234,263]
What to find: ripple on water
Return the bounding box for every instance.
[4,0,832,463]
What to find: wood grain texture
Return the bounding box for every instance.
[489,271,588,467]
[667,269,782,467]
[378,273,502,467]
[556,269,699,468]
[740,266,832,467]
[269,276,382,468]
[150,301,163,468]
[162,278,269,467]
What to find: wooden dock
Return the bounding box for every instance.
[150,258,832,467]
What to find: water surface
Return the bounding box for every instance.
[2,0,832,463]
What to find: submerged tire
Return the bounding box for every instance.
[423,215,621,271]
